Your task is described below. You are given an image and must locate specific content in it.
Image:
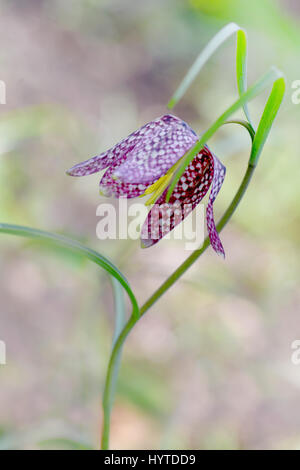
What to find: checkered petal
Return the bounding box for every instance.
[141,146,214,245]
[66,151,117,177]
[66,114,195,178]
[113,115,197,184]
[99,161,156,198]
[141,147,226,257]
[206,156,226,257]
[66,137,140,177]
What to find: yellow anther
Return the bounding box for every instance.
[141,157,185,206]
[145,173,173,206]
[144,173,169,195]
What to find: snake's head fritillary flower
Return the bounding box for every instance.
[66,115,226,257]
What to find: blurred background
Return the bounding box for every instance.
[0,0,299,450]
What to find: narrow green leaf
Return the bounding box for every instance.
[0,223,140,319]
[236,29,252,124]
[249,77,286,166]
[168,22,243,109]
[166,67,283,202]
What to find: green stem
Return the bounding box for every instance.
[223,119,255,141]
[100,162,256,449]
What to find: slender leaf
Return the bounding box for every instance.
[166,67,283,202]
[249,77,286,165]
[236,29,252,124]
[0,223,140,318]
[168,22,246,110]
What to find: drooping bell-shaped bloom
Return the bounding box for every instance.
[66,114,226,256]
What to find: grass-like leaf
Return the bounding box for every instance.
[236,29,252,124]
[249,77,286,165]
[166,67,283,202]
[0,223,140,319]
[167,22,247,110]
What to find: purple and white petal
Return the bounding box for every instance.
[66,132,142,177]
[113,116,198,184]
[206,155,226,257]
[141,148,215,247]
[99,163,155,198]
[66,114,191,177]
[66,150,118,177]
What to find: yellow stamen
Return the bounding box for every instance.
[143,173,169,195]
[144,173,173,206]
[141,156,185,206]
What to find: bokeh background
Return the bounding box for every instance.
[0,0,299,450]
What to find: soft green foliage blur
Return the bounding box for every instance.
[0,0,299,450]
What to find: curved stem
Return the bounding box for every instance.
[110,277,127,346]
[223,119,255,142]
[100,162,256,448]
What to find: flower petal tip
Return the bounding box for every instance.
[213,242,225,259]
[66,165,84,177]
[140,238,153,249]
[99,185,113,197]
